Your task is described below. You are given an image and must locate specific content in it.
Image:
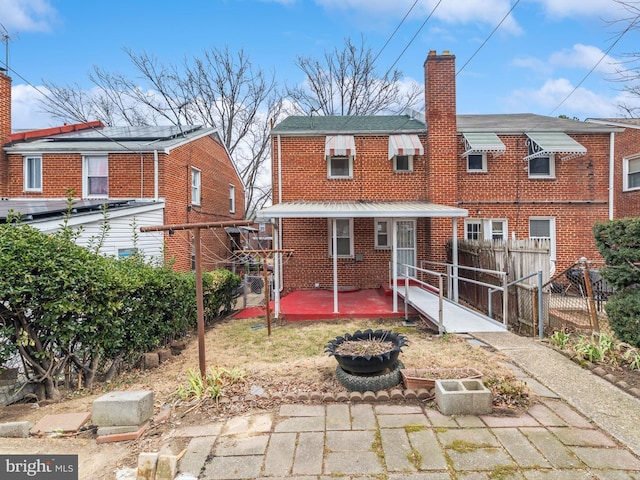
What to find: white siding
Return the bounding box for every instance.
[31,203,165,264]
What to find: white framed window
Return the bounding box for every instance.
[259,222,266,232]
[24,156,42,192]
[528,155,555,178]
[530,217,556,260]
[328,218,354,258]
[624,156,640,191]
[465,219,508,241]
[327,156,353,179]
[393,155,413,173]
[191,167,201,206]
[467,153,487,172]
[465,220,482,240]
[82,155,108,198]
[374,218,391,249]
[229,184,236,213]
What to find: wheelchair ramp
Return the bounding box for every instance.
[396,285,507,333]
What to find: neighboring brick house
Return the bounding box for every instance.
[259,50,622,301]
[585,118,640,219]
[0,71,245,271]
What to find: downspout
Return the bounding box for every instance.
[154,150,159,202]
[276,134,283,319]
[332,218,339,313]
[452,217,459,302]
[609,132,615,220]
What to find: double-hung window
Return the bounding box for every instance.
[191,167,201,206]
[328,218,353,258]
[83,155,108,198]
[624,157,640,191]
[465,219,507,241]
[24,156,42,192]
[374,218,391,249]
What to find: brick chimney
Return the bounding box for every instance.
[424,50,458,205]
[0,71,10,197]
[424,50,459,264]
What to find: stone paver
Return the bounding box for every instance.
[168,331,640,480]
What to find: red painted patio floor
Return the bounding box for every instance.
[233,288,416,321]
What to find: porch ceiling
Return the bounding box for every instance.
[258,201,468,219]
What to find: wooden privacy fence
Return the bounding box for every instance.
[447,239,551,332]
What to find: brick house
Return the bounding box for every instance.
[0,70,245,271]
[585,118,640,219]
[259,50,622,307]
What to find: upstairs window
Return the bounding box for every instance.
[528,155,555,178]
[229,184,236,213]
[467,153,487,172]
[328,156,353,179]
[83,155,108,198]
[394,155,413,172]
[24,156,42,192]
[191,167,201,206]
[624,157,640,191]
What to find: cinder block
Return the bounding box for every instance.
[92,390,154,427]
[435,379,492,416]
[97,424,144,436]
[137,452,158,480]
[155,454,178,480]
[0,421,33,438]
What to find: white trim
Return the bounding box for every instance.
[23,155,43,192]
[327,155,353,179]
[327,217,354,258]
[229,184,236,213]
[82,155,109,199]
[393,155,414,172]
[374,218,392,249]
[529,217,556,261]
[528,154,556,179]
[259,201,468,219]
[191,167,202,206]
[623,155,640,192]
[466,153,487,173]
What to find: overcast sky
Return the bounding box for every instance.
[2,0,640,129]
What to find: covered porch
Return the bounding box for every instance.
[257,200,468,319]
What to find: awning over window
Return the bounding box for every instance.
[388,134,424,159]
[525,132,586,161]
[325,135,356,157]
[462,132,506,157]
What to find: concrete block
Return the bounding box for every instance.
[137,452,158,480]
[92,390,154,426]
[155,454,178,480]
[435,379,492,416]
[97,424,144,436]
[0,421,33,438]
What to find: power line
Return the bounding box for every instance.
[456,0,521,76]
[371,0,420,66]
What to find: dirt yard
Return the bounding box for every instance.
[0,316,530,479]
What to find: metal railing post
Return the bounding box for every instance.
[404,265,409,321]
[488,290,493,319]
[537,270,544,339]
[446,264,453,300]
[502,272,509,327]
[438,275,444,336]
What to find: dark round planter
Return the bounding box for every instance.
[325,329,409,375]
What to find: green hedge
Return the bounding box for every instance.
[0,223,240,398]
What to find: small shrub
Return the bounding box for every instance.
[175,366,247,402]
[550,330,571,349]
[574,334,604,363]
[605,290,640,349]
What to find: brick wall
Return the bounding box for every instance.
[5,132,244,273]
[0,72,11,197]
[612,127,640,219]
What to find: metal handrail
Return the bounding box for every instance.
[395,262,446,336]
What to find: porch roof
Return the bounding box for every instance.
[258,201,468,219]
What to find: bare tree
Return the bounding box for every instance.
[39,47,284,218]
[286,36,422,116]
[608,1,640,116]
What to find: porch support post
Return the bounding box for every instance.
[452,217,459,303]
[332,218,339,313]
[273,220,280,319]
[392,218,398,313]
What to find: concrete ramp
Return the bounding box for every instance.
[396,285,507,333]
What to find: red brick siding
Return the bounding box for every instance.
[612,128,640,219]
[5,133,244,273]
